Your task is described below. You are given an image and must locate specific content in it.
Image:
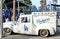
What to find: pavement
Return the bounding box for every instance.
[0,27,60,39]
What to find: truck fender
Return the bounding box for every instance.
[38,27,55,35]
[48,27,55,35]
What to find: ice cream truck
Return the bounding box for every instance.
[3,12,57,37]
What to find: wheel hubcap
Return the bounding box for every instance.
[41,30,47,36]
[40,30,48,37]
[4,28,11,33]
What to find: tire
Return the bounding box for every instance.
[40,29,49,37]
[3,28,12,36]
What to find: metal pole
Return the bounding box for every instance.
[42,0,46,11]
[12,0,16,21]
[18,1,19,16]
[49,1,52,11]
[0,0,3,38]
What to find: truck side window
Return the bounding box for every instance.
[21,17,30,23]
[21,17,27,23]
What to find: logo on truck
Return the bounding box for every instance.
[37,18,50,24]
[24,25,28,31]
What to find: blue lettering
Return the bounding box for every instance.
[37,18,50,24]
[24,25,28,31]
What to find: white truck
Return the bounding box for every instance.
[3,12,57,37]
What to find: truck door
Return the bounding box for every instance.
[20,15,32,34]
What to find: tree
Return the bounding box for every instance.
[2,0,6,9]
[24,0,31,4]
[2,3,6,9]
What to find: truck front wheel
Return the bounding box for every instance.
[40,29,49,37]
[3,28,12,36]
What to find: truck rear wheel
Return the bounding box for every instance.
[40,29,49,37]
[3,28,12,36]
